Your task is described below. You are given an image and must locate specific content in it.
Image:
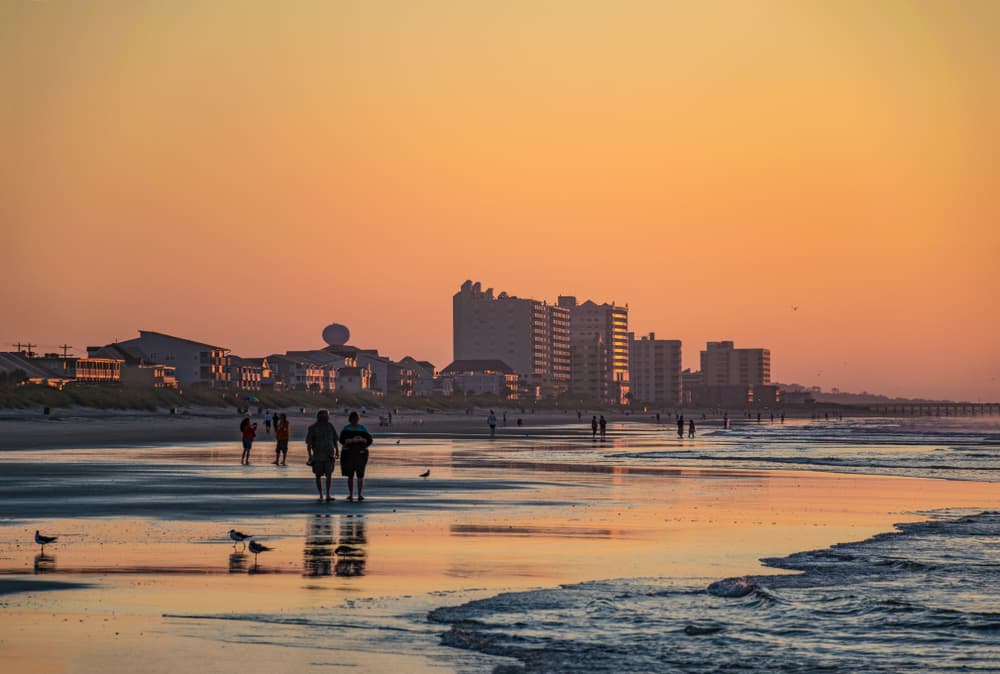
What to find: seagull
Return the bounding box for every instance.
[419,469,430,478]
[35,530,57,549]
[248,539,273,564]
[396,439,400,444]
[229,529,252,549]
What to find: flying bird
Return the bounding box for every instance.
[419,469,430,478]
[35,530,57,549]
[248,539,273,564]
[229,529,252,549]
[791,305,799,311]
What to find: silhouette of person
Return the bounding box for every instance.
[677,415,685,438]
[488,410,497,437]
[591,415,598,439]
[306,410,339,502]
[339,411,373,502]
[599,415,607,439]
[688,419,695,437]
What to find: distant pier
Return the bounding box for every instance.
[865,403,1000,417]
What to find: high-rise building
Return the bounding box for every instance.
[700,341,771,387]
[453,280,570,397]
[558,296,629,405]
[628,332,682,405]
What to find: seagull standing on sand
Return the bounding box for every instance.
[35,530,57,550]
[248,539,273,564]
[419,469,430,478]
[229,529,252,550]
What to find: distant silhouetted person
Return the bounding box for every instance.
[517,417,523,427]
[757,412,762,423]
[723,413,729,428]
[240,416,257,464]
[781,412,785,423]
[688,419,695,437]
[591,415,598,438]
[599,415,607,439]
[339,411,373,502]
[677,415,684,438]
[577,410,582,421]
[503,411,507,425]
[656,412,661,423]
[264,411,272,433]
[273,413,290,465]
[488,410,497,437]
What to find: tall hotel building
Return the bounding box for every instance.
[558,296,630,405]
[700,341,771,386]
[453,281,570,397]
[628,332,682,405]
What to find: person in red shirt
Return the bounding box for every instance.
[240,416,257,465]
[272,413,290,466]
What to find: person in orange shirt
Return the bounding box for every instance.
[273,413,290,466]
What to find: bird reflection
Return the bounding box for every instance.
[335,515,367,577]
[228,551,249,574]
[303,514,335,577]
[34,552,56,574]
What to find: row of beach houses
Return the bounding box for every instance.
[1,330,519,399]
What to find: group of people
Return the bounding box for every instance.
[239,410,373,502]
[239,413,291,465]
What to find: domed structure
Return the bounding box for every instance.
[322,323,350,347]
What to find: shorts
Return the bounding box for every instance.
[312,459,334,477]
[276,439,289,453]
[242,439,253,450]
[340,448,368,478]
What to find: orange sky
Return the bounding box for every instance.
[2,1,998,401]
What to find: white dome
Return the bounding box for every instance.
[322,323,350,346]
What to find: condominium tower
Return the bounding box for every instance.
[700,341,771,386]
[628,332,682,405]
[453,280,570,397]
[558,296,629,405]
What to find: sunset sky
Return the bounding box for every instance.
[2,1,998,401]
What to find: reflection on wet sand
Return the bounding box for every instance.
[228,552,248,574]
[303,514,368,578]
[34,553,56,574]
[335,515,367,577]
[303,514,335,577]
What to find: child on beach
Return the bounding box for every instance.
[240,416,257,464]
[273,413,290,465]
[339,411,373,502]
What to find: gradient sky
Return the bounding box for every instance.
[2,1,998,401]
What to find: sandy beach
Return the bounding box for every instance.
[1,417,999,672]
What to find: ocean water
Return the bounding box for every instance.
[422,417,1000,671]
[429,509,1000,673]
[465,416,1000,483]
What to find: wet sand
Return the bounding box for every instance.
[2,433,999,672]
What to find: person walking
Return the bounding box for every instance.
[591,415,598,439]
[306,410,339,502]
[677,415,685,438]
[240,416,257,464]
[339,411,373,502]
[264,411,272,434]
[487,410,497,437]
[688,419,696,437]
[599,415,607,439]
[273,413,290,465]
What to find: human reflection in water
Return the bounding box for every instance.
[34,552,56,574]
[334,514,367,577]
[303,514,335,577]
[229,551,249,574]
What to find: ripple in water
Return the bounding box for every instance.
[429,510,1000,673]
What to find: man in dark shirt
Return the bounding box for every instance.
[338,411,373,502]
